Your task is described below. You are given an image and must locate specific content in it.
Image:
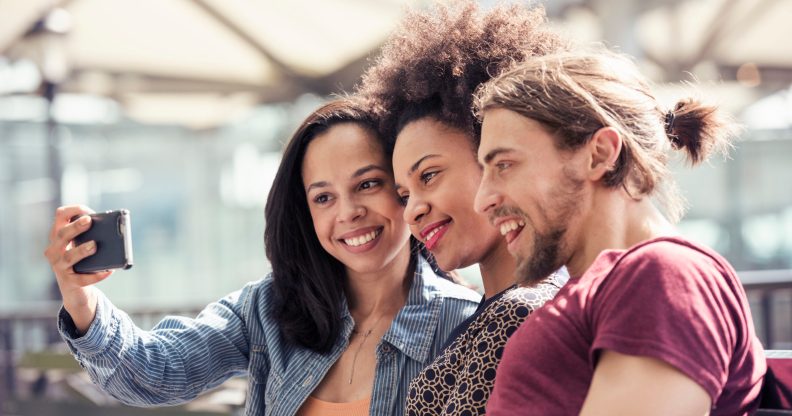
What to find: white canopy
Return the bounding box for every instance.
[0,0,416,127]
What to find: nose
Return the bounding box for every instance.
[337,197,365,223]
[474,174,502,215]
[403,195,429,226]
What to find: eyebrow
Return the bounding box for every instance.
[408,154,440,176]
[305,164,387,193]
[353,164,387,178]
[306,181,329,193]
[482,147,515,164]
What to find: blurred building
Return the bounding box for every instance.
[1,0,791,414]
[0,0,791,403]
[1,0,791,323]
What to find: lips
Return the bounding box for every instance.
[495,218,525,251]
[420,219,451,251]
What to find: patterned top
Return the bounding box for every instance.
[405,274,565,416]
[58,255,480,416]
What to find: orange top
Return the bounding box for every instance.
[296,395,371,416]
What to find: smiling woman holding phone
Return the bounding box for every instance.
[44,99,479,416]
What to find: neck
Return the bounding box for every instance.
[345,245,412,319]
[478,239,517,299]
[567,188,677,278]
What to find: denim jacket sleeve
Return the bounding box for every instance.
[58,284,255,407]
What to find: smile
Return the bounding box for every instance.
[499,219,525,236]
[420,219,451,251]
[338,226,384,253]
[498,219,525,245]
[343,229,381,247]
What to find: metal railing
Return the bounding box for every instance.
[0,301,206,415]
[742,270,792,349]
[0,269,791,414]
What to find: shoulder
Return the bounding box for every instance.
[221,274,277,317]
[623,237,722,266]
[592,237,743,311]
[432,276,481,303]
[417,256,481,304]
[614,237,732,281]
[486,279,560,320]
[234,274,275,298]
[501,281,560,312]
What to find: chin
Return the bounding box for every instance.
[431,249,464,273]
[516,229,565,286]
[345,259,385,275]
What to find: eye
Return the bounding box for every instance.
[313,193,333,205]
[398,193,410,206]
[420,171,438,185]
[358,179,382,191]
[495,161,513,172]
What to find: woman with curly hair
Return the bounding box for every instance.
[358,2,570,414]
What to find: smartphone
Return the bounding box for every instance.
[71,209,134,274]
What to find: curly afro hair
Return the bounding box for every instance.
[358,1,571,147]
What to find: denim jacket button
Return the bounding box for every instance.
[382,344,391,353]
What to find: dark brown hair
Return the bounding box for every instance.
[265,99,375,352]
[265,98,447,352]
[358,0,570,147]
[475,50,738,221]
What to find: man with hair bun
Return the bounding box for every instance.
[474,50,766,415]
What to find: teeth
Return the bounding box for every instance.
[499,220,525,236]
[425,228,439,241]
[344,230,379,247]
[424,222,450,243]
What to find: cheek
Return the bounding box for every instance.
[308,207,332,240]
[386,202,411,239]
[408,223,421,240]
[381,192,407,221]
[389,205,408,230]
[511,165,554,206]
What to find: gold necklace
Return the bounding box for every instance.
[348,314,387,385]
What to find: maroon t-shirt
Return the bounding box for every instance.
[486,237,766,415]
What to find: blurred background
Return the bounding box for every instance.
[1,0,791,414]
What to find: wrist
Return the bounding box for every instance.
[62,288,98,334]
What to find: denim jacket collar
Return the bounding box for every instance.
[385,257,446,362]
[339,255,444,363]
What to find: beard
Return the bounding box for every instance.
[499,165,584,285]
[489,204,568,286]
[515,226,566,286]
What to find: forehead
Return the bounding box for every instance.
[302,123,385,179]
[479,108,554,159]
[393,119,473,170]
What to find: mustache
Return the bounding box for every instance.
[488,205,528,226]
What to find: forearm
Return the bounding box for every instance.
[59,289,251,406]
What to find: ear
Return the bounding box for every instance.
[586,127,622,181]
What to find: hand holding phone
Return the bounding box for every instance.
[45,206,132,334]
[71,210,134,274]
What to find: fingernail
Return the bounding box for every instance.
[86,241,96,253]
[80,216,91,225]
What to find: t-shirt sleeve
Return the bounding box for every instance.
[589,241,742,402]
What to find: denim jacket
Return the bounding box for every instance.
[58,256,480,415]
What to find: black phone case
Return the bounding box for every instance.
[72,210,133,274]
